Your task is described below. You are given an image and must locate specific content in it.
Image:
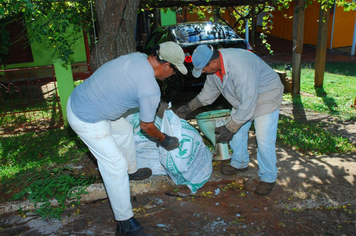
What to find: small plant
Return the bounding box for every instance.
[277,116,355,155]
[222,179,245,192]
[11,166,97,220]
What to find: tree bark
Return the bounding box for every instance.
[291,0,305,96]
[90,0,140,71]
[315,6,330,88]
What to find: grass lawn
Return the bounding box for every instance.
[271,62,356,155]
[272,62,356,121]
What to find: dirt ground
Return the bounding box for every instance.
[120,175,356,236]
[1,158,355,236]
[0,101,355,235]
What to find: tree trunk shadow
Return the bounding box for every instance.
[315,86,340,116]
[292,94,308,122]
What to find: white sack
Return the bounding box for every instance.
[159,110,213,193]
[125,113,167,175]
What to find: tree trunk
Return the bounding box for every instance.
[291,0,305,96]
[214,6,220,22]
[153,8,160,29]
[315,5,331,88]
[90,0,140,71]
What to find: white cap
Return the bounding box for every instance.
[157,41,188,75]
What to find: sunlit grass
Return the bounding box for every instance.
[0,128,87,180]
[272,62,356,121]
[0,128,96,219]
[277,116,355,155]
[269,62,356,155]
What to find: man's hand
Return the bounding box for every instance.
[159,133,180,151]
[215,125,235,143]
[175,104,192,119]
[175,96,203,119]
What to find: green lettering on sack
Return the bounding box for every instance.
[178,138,191,156]
[167,154,179,173]
[187,141,199,165]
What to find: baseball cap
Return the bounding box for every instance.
[192,45,214,78]
[157,41,188,75]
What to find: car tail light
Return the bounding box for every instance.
[183,49,192,63]
[185,55,192,63]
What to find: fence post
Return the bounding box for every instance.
[53,59,74,127]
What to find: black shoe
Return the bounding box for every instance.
[129,168,152,181]
[116,217,144,236]
[220,165,249,175]
[255,181,275,196]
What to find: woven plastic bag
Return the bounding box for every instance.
[159,109,213,193]
[125,113,167,175]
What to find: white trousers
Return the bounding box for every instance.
[67,98,137,221]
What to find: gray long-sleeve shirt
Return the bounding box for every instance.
[197,48,284,125]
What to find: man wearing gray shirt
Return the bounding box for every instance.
[67,41,187,236]
[176,45,283,196]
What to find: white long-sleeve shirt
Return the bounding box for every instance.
[197,48,284,125]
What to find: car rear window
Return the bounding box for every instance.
[172,23,241,43]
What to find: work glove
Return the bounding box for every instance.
[158,133,180,151]
[215,119,242,143]
[175,96,203,119]
[175,104,192,119]
[215,125,235,143]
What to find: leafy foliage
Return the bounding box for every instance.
[0,0,93,65]
[11,166,97,219]
[1,0,355,66]
[0,129,87,179]
[0,127,98,219]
